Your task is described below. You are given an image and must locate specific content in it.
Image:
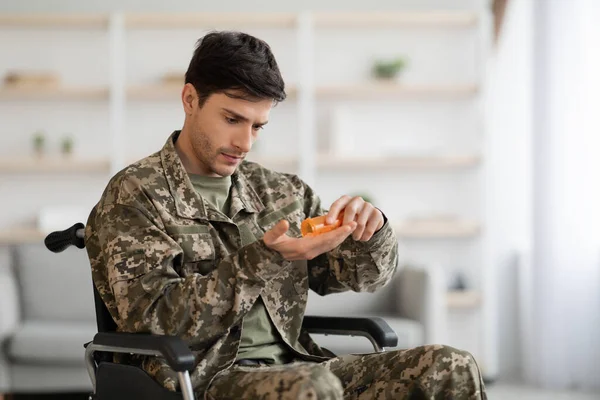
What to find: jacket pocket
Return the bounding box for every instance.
[171,229,217,276]
[256,199,304,237]
[108,250,147,288]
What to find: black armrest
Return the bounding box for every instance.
[302,316,398,349]
[92,332,195,372]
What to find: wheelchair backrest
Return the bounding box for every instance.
[94,284,118,333]
[44,221,119,334]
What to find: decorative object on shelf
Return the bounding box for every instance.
[61,135,74,156]
[372,56,408,80]
[32,131,46,157]
[449,271,468,291]
[4,70,60,88]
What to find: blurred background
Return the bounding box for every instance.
[0,0,599,399]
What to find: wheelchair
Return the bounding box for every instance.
[45,222,399,400]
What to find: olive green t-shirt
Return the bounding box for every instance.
[188,174,232,215]
[188,173,291,364]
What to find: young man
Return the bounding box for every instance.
[85,31,487,399]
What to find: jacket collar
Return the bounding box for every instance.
[160,131,264,220]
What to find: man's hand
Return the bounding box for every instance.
[263,219,357,261]
[326,195,384,242]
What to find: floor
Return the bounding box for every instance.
[486,383,600,400]
[6,383,600,399]
[10,396,88,400]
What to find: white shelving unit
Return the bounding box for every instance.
[393,219,481,239]
[317,154,480,170]
[124,13,298,29]
[316,83,478,98]
[0,14,109,28]
[0,228,47,245]
[127,83,298,101]
[0,6,495,377]
[126,84,183,101]
[0,157,111,173]
[312,11,478,28]
[447,290,482,309]
[0,86,109,101]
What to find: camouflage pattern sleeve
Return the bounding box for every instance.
[92,201,291,342]
[299,181,399,296]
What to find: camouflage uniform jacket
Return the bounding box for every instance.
[84,131,399,394]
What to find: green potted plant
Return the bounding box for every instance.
[372,57,408,80]
[61,135,74,156]
[32,131,46,157]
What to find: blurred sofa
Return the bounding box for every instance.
[305,265,448,355]
[0,242,446,395]
[0,244,96,394]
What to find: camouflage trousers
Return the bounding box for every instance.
[204,344,487,399]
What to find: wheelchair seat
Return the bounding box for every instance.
[95,363,182,400]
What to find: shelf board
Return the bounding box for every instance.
[244,155,299,170]
[316,83,478,98]
[314,11,478,28]
[0,14,108,28]
[447,290,481,309]
[0,227,482,247]
[127,84,183,101]
[0,158,111,173]
[127,84,297,101]
[0,228,47,246]
[125,155,297,171]
[394,219,480,239]
[125,13,297,29]
[317,154,480,170]
[0,12,477,30]
[0,86,109,101]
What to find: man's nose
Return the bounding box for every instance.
[232,127,253,153]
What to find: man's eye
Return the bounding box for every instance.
[253,125,264,131]
[226,117,238,124]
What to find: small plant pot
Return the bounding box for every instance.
[32,132,46,157]
[61,136,74,157]
[372,57,408,81]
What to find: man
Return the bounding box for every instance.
[85,31,487,399]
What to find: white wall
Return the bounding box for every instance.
[486,0,600,389]
[528,0,600,390]
[485,0,534,381]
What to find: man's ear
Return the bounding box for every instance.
[181,83,197,115]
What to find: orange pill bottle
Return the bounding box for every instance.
[301,212,344,237]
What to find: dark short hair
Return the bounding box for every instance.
[185,31,286,106]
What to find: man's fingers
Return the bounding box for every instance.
[325,221,357,248]
[353,203,373,240]
[326,195,351,224]
[310,221,356,255]
[267,221,357,261]
[359,209,384,241]
[272,219,290,237]
[342,197,365,226]
[263,220,289,245]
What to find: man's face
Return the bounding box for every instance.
[186,89,272,177]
